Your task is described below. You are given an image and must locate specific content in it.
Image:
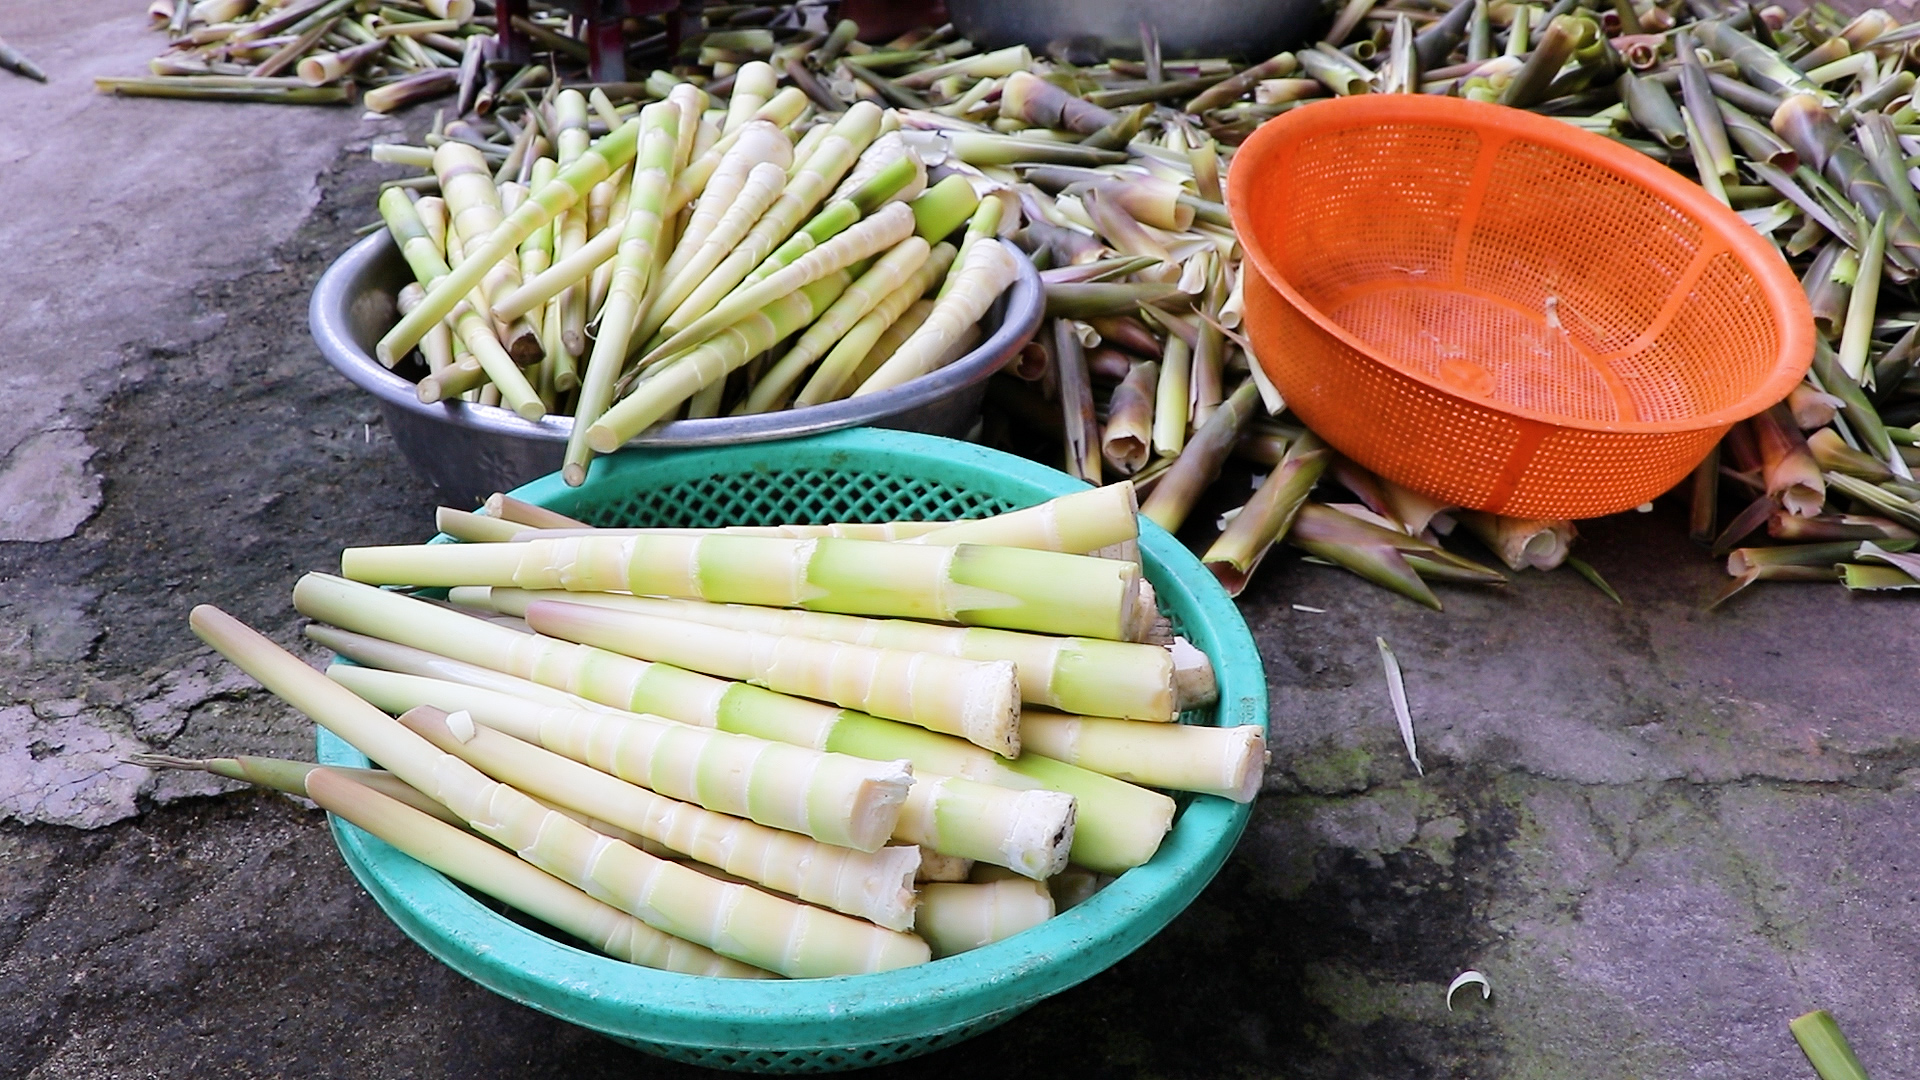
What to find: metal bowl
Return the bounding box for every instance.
[309,231,1045,506]
[946,0,1323,61]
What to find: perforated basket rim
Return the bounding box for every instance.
[317,428,1266,1066]
[1228,94,1815,436]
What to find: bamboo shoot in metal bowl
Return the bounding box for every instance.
[309,231,1042,508]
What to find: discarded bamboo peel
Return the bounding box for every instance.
[112,0,491,106]
[327,1,1920,606]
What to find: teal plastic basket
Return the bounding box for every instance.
[316,427,1267,1072]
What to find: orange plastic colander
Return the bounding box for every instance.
[1229,95,1815,519]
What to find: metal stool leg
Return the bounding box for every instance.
[587,0,627,83]
[496,0,531,64]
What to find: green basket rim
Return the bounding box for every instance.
[318,428,1267,1057]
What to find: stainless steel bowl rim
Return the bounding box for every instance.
[309,230,1045,448]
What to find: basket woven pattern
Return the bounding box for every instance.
[1233,96,1812,518]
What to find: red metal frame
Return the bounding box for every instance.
[495,0,685,82]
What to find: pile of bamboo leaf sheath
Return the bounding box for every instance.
[946,0,1920,607]
[151,484,1265,975]
[1321,0,1920,606]
[101,0,588,109]
[350,0,1920,606]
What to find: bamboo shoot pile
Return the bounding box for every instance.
[332,1,1920,604]
[364,83,1010,484]
[340,15,1583,604]
[109,0,504,107]
[167,486,1263,978]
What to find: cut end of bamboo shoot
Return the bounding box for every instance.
[485,493,588,530]
[959,659,1023,758]
[1003,788,1078,879]
[842,758,920,854]
[1218,725,1270,804]
[1126,579,1169,644]
[915,848,974,882]
[436,506,525,543]
[1169,637,1219,711]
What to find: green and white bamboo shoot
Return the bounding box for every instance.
[648,198,917,365]
[307,768,772,977]
[298,579,911,852]
[638,158,791,346]
[485,492,586,530]
[376,183,542,418]
[389,699,920,929]
[785,122,835,178]
[738,235,933,413]
[462,587,1198,720]
[190,604,929,977]
[794,243,955,406]
[367,661,913,850]
[297,587,1167,873]
[493,522,955,542]
[897,45,1032,89]
[394,283,453,375]
[517,159,558,353]
[328,656,1074,880]
[128,752,468,827]
[1020,710,1267,803]
[522,599,1022,755]
[909,175,981,244]
[584,272,853,450]
[655,120,791,282]
[645,103,884,355]
[340,531,1141,640]
[723,61,779,134]
[584,162,634,318]
[436,506,525,543]
[829,131,928,207]
[566,102,679,486]
[914,878,1055,958]
[379,125,640,366]
[663,87,809,218]
[909,480,1139,556]
[853,238,1021,395]
[936,197,1006,303]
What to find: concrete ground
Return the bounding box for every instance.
[3,4,1917,1077]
